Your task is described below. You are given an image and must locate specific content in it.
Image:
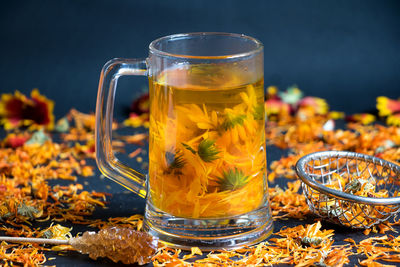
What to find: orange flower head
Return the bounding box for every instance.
[123,112,149,128]
[377,96,400,116]
[265,98,291,117]
[0,89,54,130]
[328,111,345,120]
[387,113,400,126]
[346,113,376,125]
[298,96,329,115]
[2,132,31,148]
[266,85,278,99]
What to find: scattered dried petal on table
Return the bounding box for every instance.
[1,87,400,265]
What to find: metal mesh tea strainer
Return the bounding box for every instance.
[296,151,400,229]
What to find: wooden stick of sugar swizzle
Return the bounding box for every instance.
[0,226,158,265]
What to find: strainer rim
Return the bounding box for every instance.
[295,150,400,205]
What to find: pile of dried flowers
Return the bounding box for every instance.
[153,221,352,266]
[0,88,399,266]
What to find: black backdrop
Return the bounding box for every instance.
[0,0,399,119]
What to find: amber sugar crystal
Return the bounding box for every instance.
[70,226,158,265]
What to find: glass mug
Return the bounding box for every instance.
[95,32,273,250]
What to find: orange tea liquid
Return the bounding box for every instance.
[148,64,267,218]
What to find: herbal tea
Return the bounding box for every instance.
[148,64,267,218]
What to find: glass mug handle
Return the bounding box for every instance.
[95,58,148,198]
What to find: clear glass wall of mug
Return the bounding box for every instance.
[96,33,273,250]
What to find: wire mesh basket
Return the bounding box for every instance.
[296,151,400,229]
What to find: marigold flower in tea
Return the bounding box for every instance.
[165,150,185,170]
[0,89,54,130]
[217,167,249,191]
[197,138,220,162]
[148,64,267,218]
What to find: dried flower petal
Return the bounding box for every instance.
[265,98,291,119]
[387,113,400,126]
[298,96,329,115]
[123,113,149,128]
[2,132,30,148]
[25,129,51,145]
[278,85,303,105]
[55,117,70,133]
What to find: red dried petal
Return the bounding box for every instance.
[3,133,30,148]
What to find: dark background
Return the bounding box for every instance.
[1,1,400,266]
[0,0,399,119]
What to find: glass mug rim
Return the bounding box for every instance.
[149,32,263,60]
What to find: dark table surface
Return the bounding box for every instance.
[36,138,400,266]
[1,1,400,266]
